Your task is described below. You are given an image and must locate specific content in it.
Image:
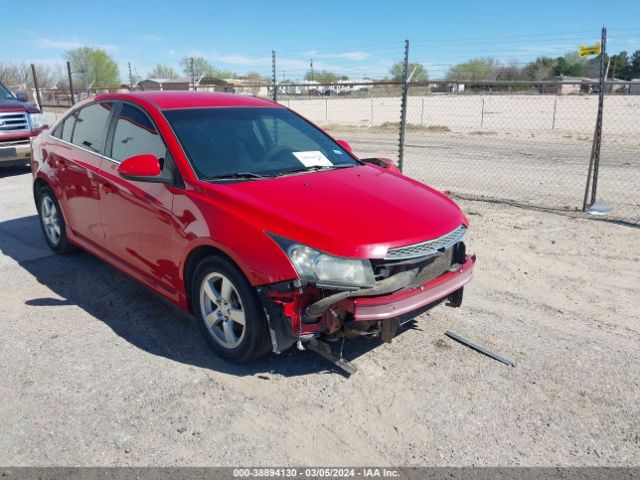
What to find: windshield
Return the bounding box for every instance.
[163,107,358,179]
[0,83,14,100]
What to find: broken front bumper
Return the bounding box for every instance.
[258,254,476,354]
[343,255,475,321]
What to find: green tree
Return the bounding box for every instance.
[522,56,556,80]
[304,69,339,83]
[609,51,630,79]
[179,56,236,79]
[552,51,587,77]
[65,47,120,88]
[447,58,498,81]
[389,62,428,82]
[628,50,640,79]
[148,64,178,79]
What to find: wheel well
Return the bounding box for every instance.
[33,178,49,201]
[183,245,239,313]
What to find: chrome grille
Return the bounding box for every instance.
[0,111,29,133]
[386,225,466,261]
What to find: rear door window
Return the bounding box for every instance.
[61,113,76,142]
[110,103,166,162]
[71,102,113,154]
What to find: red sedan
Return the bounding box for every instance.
[30,92,475,371]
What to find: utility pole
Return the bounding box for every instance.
[398,39,410,172]
[272,50,277,102]
[128,62,133,89]
[191,57,195,91]
[583,26,607,211]
[66,61,75,105]
[310,59,314,81]
[30,64,42,110]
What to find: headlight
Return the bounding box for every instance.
[29,113,46,130]
[288,244,375,287]
[270,234,375,288]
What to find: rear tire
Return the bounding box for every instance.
[36,185,77,254]
[191,255,272,362]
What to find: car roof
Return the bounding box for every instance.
[94,91,282,110]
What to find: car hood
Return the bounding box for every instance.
[202,164,467,259]
[0,99,39,113]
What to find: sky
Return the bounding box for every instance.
[2,0,639,81]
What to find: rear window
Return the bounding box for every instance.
[61,114,76,142]
[70,102,113,154]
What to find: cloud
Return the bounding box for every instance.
[96,44,122,53]
[34,38,83,49]
[335,51,370,61]
[34,37,121,53]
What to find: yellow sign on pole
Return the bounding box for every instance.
[579,42,601,57]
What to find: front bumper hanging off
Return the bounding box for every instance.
[257,253,476,356]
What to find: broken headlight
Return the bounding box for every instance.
[270,234,375,288]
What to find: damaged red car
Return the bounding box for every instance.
[30,92,475,371]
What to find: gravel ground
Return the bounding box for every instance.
[0,167,639,467]
[327,128,639,224]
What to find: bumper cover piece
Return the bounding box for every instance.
[351,258,474,321]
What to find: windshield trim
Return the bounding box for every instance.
[160,106,362,183]
[0,82,15,100]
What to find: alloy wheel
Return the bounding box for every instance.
[41,196,61,246]
[199,272,247,349]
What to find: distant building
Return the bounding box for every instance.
[198,77,231,92]
[224,78,268,97]
[137,78,190,91]
[542,76,596,95]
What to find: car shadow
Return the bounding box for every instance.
[0,165,31,179]
[1,214,414,378]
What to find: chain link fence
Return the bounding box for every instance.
[267,81,639,225]
[13,62,638,225]
[400,84,640,223]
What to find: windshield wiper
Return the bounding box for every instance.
[275,164,354,177]
[202,172,270,182]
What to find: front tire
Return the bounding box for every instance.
[37,185,77,254]
[191,255,272,362]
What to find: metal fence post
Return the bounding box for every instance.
[371,97,374,125]
[552,97,557,130]
[583,26,607,210]
[66,61,75,105]
[271,50,277,103]
[420,98,424,127]
[398,39,410,171]
[30,64,42,111]
[480,98,485,129]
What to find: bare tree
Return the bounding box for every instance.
[148,64,179,79]
[243,72,265,96]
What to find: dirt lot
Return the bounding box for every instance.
[0,167,639,466]
[337,128,639,221]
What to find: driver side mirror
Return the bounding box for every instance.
[118,154,173,184]
[360,157,401,174]
[16,91,29,103]
[336,139,353,153]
